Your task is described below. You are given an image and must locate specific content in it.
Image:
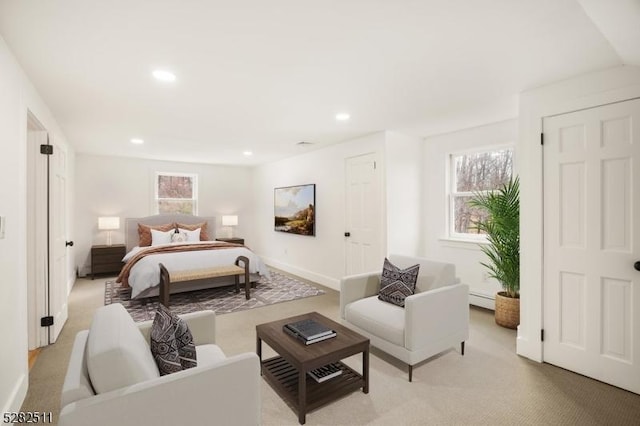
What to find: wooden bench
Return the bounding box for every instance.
[158,256,250,307]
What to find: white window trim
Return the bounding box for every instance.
[438,236,489,251]
[154,172,199,215]
[446,144,514,242]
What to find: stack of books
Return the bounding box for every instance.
[307,363,343,383]
[283,318,337,345]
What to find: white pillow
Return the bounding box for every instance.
[151,229,173,246]
[178,227,201,242]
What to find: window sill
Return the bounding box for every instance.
[438,237,488,251]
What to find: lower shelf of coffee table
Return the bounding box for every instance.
[262,356,364,413]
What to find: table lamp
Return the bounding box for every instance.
[222,215,238,238]
[98,216,120,246]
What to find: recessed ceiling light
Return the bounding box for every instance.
[243,150,253,156]
[152,69,176,82]
[335,113,350,121]
[130,138,144,144]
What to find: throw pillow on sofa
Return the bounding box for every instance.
[150,304,197,375]
[173,309,197,369]
[378,258,420,307]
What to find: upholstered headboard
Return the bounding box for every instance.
[124,214,216,253]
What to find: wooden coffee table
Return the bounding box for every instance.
[256,311,369,424]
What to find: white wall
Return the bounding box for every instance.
[518,64,640,362]
[385,131,422,255]
[0,36,73,413]
[252,133,386,290]
[74,153,254,275]
[422,119,518,309]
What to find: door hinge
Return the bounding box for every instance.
[541,329,545,342]
[540,133,544,146]
[40,144,53,155]
[40,316,54,327]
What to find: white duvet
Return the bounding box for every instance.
[122,241,270,298]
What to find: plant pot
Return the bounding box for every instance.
[495,291,519,329]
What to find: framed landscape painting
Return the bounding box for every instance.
[274,184,315,236]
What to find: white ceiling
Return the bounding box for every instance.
[0,0,632,166]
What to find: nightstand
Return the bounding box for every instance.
[91,244,126,279]
[216,237,244,245]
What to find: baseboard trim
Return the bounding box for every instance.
[517,334,542,362]
[2,372,28,414]
[261,257,340,291]
[52,302,69,343]
[469,292,495,310]
[77,265,90,278]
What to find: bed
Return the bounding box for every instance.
[116,214,269,299]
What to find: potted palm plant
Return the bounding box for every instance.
[469,177,520,329]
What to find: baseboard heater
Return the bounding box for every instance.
[469,292,495,310]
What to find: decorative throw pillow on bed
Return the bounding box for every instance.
[176,222,209,241]
[151,229,174,246]
[171,230,188,243]
[150,304,197,375]
[138,223,176,247]
[378,258,420,308]
[178,227,201,242]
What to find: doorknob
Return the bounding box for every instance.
[344,232,351,237]
[635,261,640,271]
[65,241,74,247]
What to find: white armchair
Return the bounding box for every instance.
[340,254,469,381]
[59,303,261,426]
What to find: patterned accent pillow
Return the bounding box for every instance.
[138,223,176,247]
[378,258,420,307]
[171,230,188,243]
[150,304,197,375]
[173,310,197,370]
[150,305,181,375]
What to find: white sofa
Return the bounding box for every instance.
[59,303,261,426]
[340,255,469,381]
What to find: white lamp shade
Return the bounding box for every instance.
[98,216,120,230]
[222,215,238,226]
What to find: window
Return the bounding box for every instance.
[449,148,513,239]
[155,172,198,215]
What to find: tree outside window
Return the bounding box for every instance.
[155,172,198,215]
[450,148,513,238]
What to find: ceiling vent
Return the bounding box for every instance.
[296,141,314,146]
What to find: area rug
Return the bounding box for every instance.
[104,269,325,321]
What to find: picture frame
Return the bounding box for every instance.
[274,184,316,236]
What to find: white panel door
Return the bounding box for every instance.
[345,153,383,275]
[49,139,69,342]
[26,123,48,349]
[543,98,640,394]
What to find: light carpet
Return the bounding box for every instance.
[104,269,325,321]
[22,274,640,425]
